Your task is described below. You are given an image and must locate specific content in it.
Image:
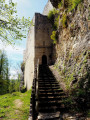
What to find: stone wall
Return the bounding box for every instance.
[24,16,35,90]
[35,13,53,65]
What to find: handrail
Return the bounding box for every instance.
[31,59,39,120]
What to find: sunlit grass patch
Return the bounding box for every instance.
[0,90,31,120]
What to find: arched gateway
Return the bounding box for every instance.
[42,55,47,65]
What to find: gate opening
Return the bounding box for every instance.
[42,55,47,65]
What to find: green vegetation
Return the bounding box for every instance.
[0,50,10,94]
[54,50,90,114]
[87,109,90,117]
[0,0,31,44]
[68,0,83,12]
[48,9,58,20]
[9,79,20,93]
[54,15,60,29]
[58,1,63,9]
[48,9,59,30]
[69,52,72,59]
[48,0,83,44]
[61,13,67,28]
[50,31,57,44]
[49,0,84,31]
[64,73,74,90]
[54,50,89,91]
[0,90,31,119]
[48,9,60,44]
[88,6,90,20]
[48,0,89,116]
[0,50,22,95]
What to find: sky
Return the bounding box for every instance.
[0,0,48,79]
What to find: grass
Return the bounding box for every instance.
[0,90,31,120]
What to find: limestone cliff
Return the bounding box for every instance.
[52,0,90,89]
[48,0,90,113]
[43,0,53,15]
[50,0,61,8]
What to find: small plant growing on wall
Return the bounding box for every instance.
[51,31,57,44]
[68,0,83,12]
[61,13,67,28]
[48,9,59,30]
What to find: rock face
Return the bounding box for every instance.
[43,0,53,15]
[54,0,90,92]
[50,0,61,8]
[48,0,90,113]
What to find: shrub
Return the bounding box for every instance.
[54,15,60,29]
[61,13,67,28]
[58,0,63,8]
[48,9,59,30]
[51,31,57,44]
[48,9,58,19]
[20,86,27,93]
[68,0,83,12]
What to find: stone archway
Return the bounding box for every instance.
[42,55,47,65]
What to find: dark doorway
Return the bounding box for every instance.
[42,55,47,65]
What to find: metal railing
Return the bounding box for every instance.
[29,59,39,120]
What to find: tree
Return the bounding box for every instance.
[0,50,10,94]
[0,0,31,44]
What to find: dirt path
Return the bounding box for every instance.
[14,99,23,108]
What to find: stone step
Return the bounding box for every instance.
[38,81,58,85]
[38,112,60,120]
[38,84,59,86]
[38,96,66,101]
[38,106,65,113]
[39,89,63,93]
[38,79,56,82]
[38,102,62,108]
[39,85,59,88]
[39,76,55,78]
[38,81,59,84]
[38,85,60,88]
[38,100,62,104]
[39,91,64,94]
[38,87,60,90]
[31,65,67,119]
[38,93,65,98]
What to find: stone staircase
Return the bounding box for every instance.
[37,65,66,120]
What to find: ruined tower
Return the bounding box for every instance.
[23,0,54,90]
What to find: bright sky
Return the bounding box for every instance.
[0,0,48,79]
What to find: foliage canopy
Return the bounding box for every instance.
[0,50,10,94]
[0,0,31,44]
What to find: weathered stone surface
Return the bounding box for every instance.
[52,0,90,93]
[50,0,61,8]
[38,112,60,119]
[23,16,35,90]
[24,13,54,90]
[43,0,53,15]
